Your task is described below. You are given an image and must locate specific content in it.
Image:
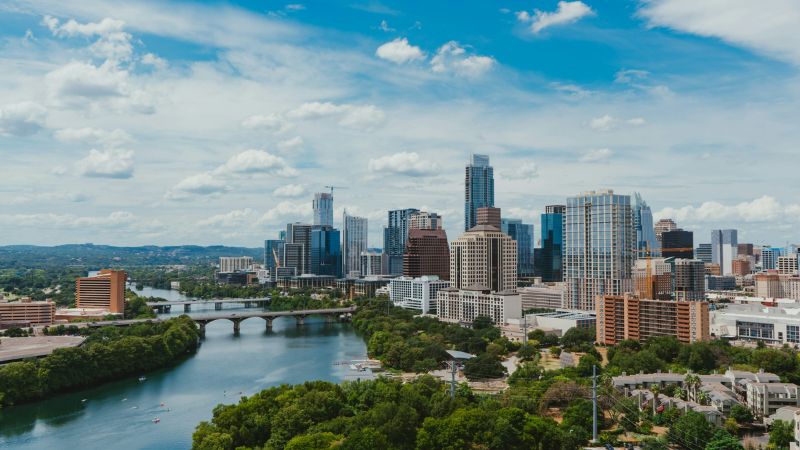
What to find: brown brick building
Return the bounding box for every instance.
[76,270,127,313]
[0,299,56,327]
[596,293,709,345]
[403,229,450,280]
[476,207,501,230]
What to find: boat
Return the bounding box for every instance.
[81,399,87,402]
[121,398,127,402]
[160,402,165,407]
[152,418,160,424]
[138,376,147,382]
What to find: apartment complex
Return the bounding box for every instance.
[76,269,127,313]
[596,294,709,345]
[436,286,521,325]
[403,228,450,280]
[0,299,56,327]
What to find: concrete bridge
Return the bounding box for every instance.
[147,297,271,313]
[193,306,357,336]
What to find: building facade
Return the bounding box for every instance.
[76,269,127,313]
[596,293,709,345]
[310,226,342,277]
[285,223,313,275]
[711,229,738,275]
[437,287,521,325]
[476,206,501,230]
[633,192,658,258]
[342,212,368,277]
[696,243,713,263]
[384,208,419,275]
[360,250,384,277]
[762,247,784,271]
[219,256,254,273]
[662,229,694,259]
[409,211,443,230]
[449,225,517,293]
[403,228,450,280]
[0,299,56,326]
[464,153,494,231]
[673,259,706,301]
[777,255,799,275]
[312,192,333,227]
[539,205,565,282]
[389,276,450,314]
[502,218,535,278]
[654,218,678,243]
[264,239,285,278]
[518,282,566,310]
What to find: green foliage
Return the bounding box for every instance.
[769,419,794,450]
[528,329,559,347]
[729,404,754,424]
[560,326,596,352]
[667,411,716,449]
[124,291,157,319]
[463,353,506,380]
[705,429,744,450]
[1,327,30,337]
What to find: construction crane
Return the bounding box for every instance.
[324,185,347,195]
[639,246,696,299]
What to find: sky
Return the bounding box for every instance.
[1,0,799,249]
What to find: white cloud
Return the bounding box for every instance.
[277,136,304,152]
[45,61,155,113]
[430,41,495,77]
[637,0,800,65]
[615,69,649,84]
[55,127,133,147]
[167,173,230,199]
[504,162,539,180]
[375,38,426,64]
[378,20,395,32]
[285,4,306,11]
[0,210,164,233]
[368,152,439,176]
[44,16,133,62]
[241,113,293,134]
[517,1,594,34]
[76,148,134,179]
[551,82,592,98]
[273,184,306,197]
[579,148,613,163]
[197,208,259,227]
[287,102,385,129]
[0,102,47,136]
[141,53,168,70]
[215,149,297,177]
[260,200,312,223]
[589,114,646,131]
[0,191,89,206]
[655,196,800,223]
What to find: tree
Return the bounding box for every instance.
[560,326,595,351]
[667,411,716,449]
[285,432,340,450]
[641,436,669,450]
[705,429,744,450]
[729,404,754,424]
[769,420,794,450]
[463,353,506,380]
[341,427,389,450]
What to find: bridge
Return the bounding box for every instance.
[147,297,271,313]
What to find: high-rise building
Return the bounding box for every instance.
[360,250,384,277]
[464,153,494,231]
[501,218,535,278]
[312,192,333,227]
[403,229,450,280]
[285,223,312,275]
[311,226,342,277]
[76,270,127,313]
[634,258,673,300]
[738,243,754,257]
[219,256,254,273]
[409,211,443,230]
[673,259,706,301]
[476,206,501,230]
[596,294,709,345]
[777,256,799,275]
[732,257,752,276]
[633,193,658,257]
[711,229,738,275]
[539,205,565,282]
[450,224,517,292]
[696,243,712,263]
[654,218,678,243]
[264,240,285,278]
[762,247,783,271]
[389,276,450,314]
[564,190,635,311]
[662,229,694,259]
[342,212,368,276]
[384,208,419,275]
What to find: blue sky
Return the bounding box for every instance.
[1,0,799,248]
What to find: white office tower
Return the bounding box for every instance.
[342,212,368,277]
[711,229,738,275]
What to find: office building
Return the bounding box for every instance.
[711,229,738,275]
[732,257,752,276]
[0,299,56,327]
[518,281,566,310]
[277,274,336,290]
[706,275,737,291]
[596,294,709,345]
[409,211,443,230]
[634,258,674,300]
[539,205,565,282]
[464,153,494,231]
[264,239,285,278]
[564,190,635,311]
[673,259,706,301]
[762,247,783,271]
[285,223,312,275]
[476,206,501,230]
[219,256,254,273]
[389,276,450,314]
[403,229,450,280]
[739,243,754,257]
[312,192,333,227]
[76,269,127,313]
[696,243,713,263]
[310,226,341,277]
[633,193,658,257]
[777,256,799,275]
[354,279,390,297]
[501,218,535,278]
[654,218,678,243]
[711,303,800,346]
[662,229,694,259]
[384,208,419,275]
[360,250,384,277]
[437,286,521,325]
[342,213,368,277]
[449,224,517,293]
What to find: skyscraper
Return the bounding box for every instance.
[285,223,312,275]
[696,243,712,263]
[673,259,705,301]
[464,153,494,231]
[342,212,368,276]
[711,229,738,275]
[384,208,419,275]
[633,193,658,257]
[564,190,635,311]
[662,229,694,259]
[761,247,783,271]
[476,206,501,230]
[403,229,450,280]
[654,218,678,243]
[539,205,565,282]
[76,270,127,314]
[450,225,517,292]
[310,226,341,277]
[264,239,285,277]
[501,218,535,278]
[312,192,333,227]
[409,211,443,230]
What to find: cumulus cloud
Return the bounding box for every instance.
[503,162,540,180]
[241,113,293,134]
[376,38,426,64]
[637,0,800,66]
[368,152,439,176]
[0,102,47,136]
[76,148,134,178]
[260,201,312,223]
[44,16,133,62]
[517,1,594,34]
[197,208,259,227]
[215,149,297,177]
[579,148,613,163]
[55,127,133,147]
[273,184,306,197]
[167,173,231,199]
[655,196,800,224]
[141,53,168,70]
[589,114,646,131]
[287,102,385,130]
[0,192,89,206]
[430,41,495,77]
[45,61,154,113]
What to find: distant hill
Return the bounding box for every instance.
[0,244,263,269]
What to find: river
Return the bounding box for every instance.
[0,286,372,449]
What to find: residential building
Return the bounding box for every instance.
[310,226,341,277]
[596,293,709,345]
[633,192,658,257]
[464,153,494,231]
[673,259,706,301]
[360,250,384,277]
[436,286,521,325]
[747,383,800,419]
[476,206,501,230]
[285,223,312,275]
[384,208,419,275]
[696,243,713,263]
[312,192,333,227]
[711,229,738,275]
[76,269,127,313]
[778,256,799,275]
[342,212,368,277]
[501,218,535,278]
[564,190,635,311]
[539,205,565,282]
[403,228,450,280]
[762,247,784,271]
[518,281,566,310]
[449,224,517,293]
[219,256,254,273]
[409,211,443,230]
[0,299,56,327]
[264,239,285,278]
[654,218,678,243]
[662,229,694,259]
[389,276,450,314]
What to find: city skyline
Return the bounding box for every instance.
[2,1,800,247]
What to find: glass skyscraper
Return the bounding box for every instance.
[539,204,565,282]
[464,153,494,231]
[633,192,658,258]
[313,192,334,227]
[311,226,341,277]
[711,229,738,275]
[342,212,368,277]
[501,218,535,277]
[564,191,635,311]
[384,208,419,275]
